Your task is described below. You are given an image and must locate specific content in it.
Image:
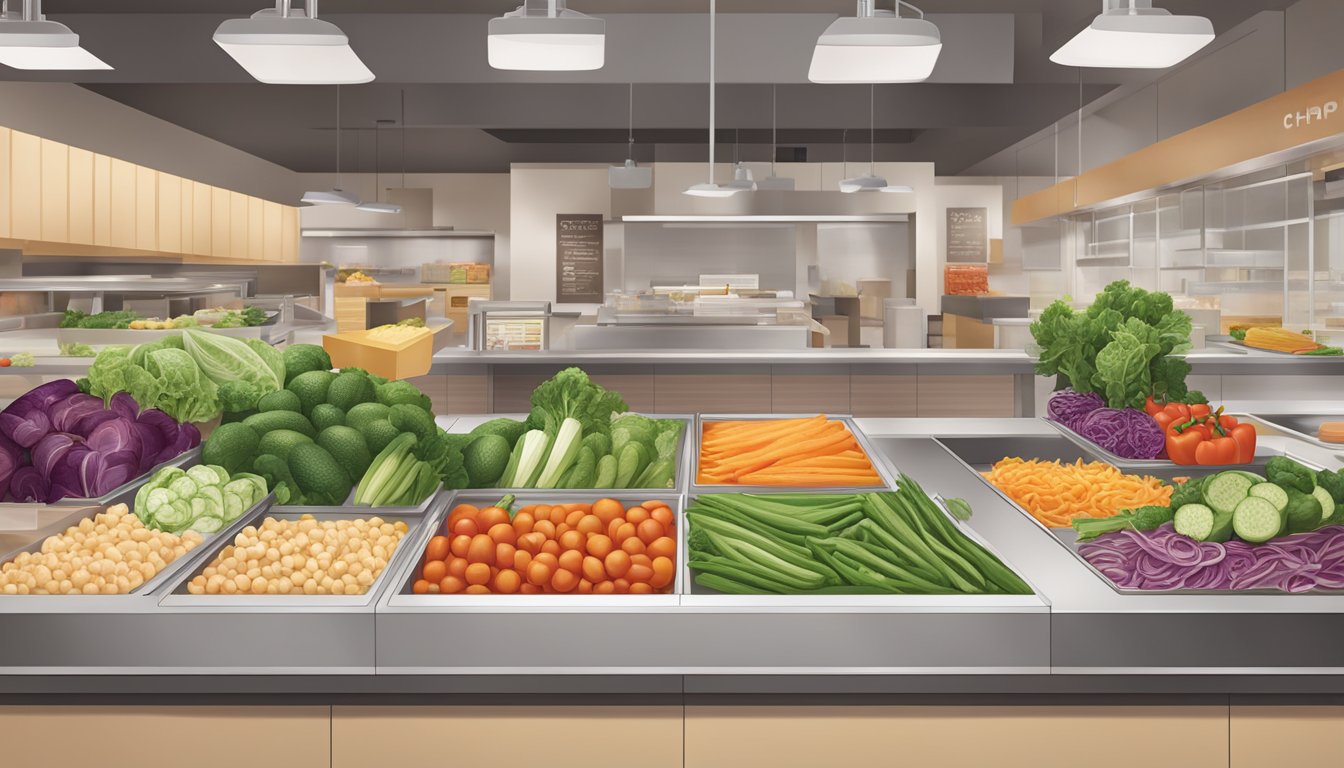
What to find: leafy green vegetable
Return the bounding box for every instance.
[1030,280,1196,409]
[181,329,283,400]
[88,345,220,424]
[1073,505,1175,541]
[244,338,286,387]
[1267,456,1316,494]
[1169,479,1204,510]
[1317,469,1344,506]
[241,306,269,327]
[529,367,627,437]
[9,352,35,367]
[375,380,432,411]
[132,464,265,532]
[60,309,140,329]
[1230,328,1248,341]
[58,342,96,357]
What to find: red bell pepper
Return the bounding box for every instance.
[1164,407,1257,466]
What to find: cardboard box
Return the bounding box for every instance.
[323,328,433,381]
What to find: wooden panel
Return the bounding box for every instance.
[263,200,284,262]
[407,372,488,415]
[685,706,1228,768]
[92,154,112,246]
[918,374,1015,417]
[589,371,656,413]
[109,158,137,249]
[492,370,553,413]
[849,372,918,417]
[211,185,231,257]
[654,366,772,414]
[281,204,299,262]
[156,173,182,253]
[770,369,851,414]
[135,165,157,250]
[193,181,212,256]
[67,146,94,245]
[1231,706,1344,768]
[248,195,264,261]
[39,138,67,242]
[230,191,249,260]
[0,127,9,238]
[179,177,194,254]
[0,706,330,768]
[9,130,41,240]
[333,706,681,768]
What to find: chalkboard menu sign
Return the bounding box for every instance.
[556,213,605,303]
[946,207,988,263]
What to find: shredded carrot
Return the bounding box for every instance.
[697,416,883,486]
[982,457,1172,529]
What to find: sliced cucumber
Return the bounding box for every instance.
[1231,470,1265,485]
[1173,503,1215,541]
[1203,472,1254,516]
[1248,482,1290,512]
[1232,496,1283,543]
[1207,508,1235,543]
[1311,486,1336,523]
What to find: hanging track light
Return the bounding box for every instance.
[757,84,796,191]
[302,85,360,206]
[489,0,605,72]
[0,0,110,70]
[809,0,941,84]
[685,0,742,198]
[609,83,653,189]
[214,0,374,85]
[1051,0,1213,69]
[839,85,912,194]
[357,119,402,214]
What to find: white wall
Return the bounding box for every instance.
[509,166,612,307]
[0,82,301,203]
[623,223,798,293]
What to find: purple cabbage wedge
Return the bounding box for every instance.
[1047,389,1105,431]
[1074,407,1166,460]
[0,380,201,503]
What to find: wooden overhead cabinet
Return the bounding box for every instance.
[9,130,41,241]
[67,146,95,245]
[0,127,11,239]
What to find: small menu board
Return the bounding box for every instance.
[946,207,988,263]
[556,213,604,303]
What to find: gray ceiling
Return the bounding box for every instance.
[5,1,1300,175]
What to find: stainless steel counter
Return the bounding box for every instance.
[3,416,1344,695]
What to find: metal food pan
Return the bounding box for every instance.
[691,414,897,495]
[937,437,1343,596]
[55,325,273,348]
[0,489,276,598]
[935,434,1260,485]
[279,483,445,518]
[384,492,682,607]
[50,447,202,507]
[1046,416,1282,471]
[1246,413,1344,451]
[474,414,692,495]
[159,504,433,607]
[680,491,1043,609]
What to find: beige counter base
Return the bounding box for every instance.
[3,704,1341,767]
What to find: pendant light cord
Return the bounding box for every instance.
[400,89,407,190]
[708,0,716,183]
[770,84,778,175]
[335,85,342,190]
[869,84,876,175]
[627,82,635,157]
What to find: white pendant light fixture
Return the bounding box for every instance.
[838,85,912,194]
[302,85,360,206]
[757,84,796,191]
[1051,0,1214,69]
[723,131,757,192]
[0,0,110,70]
[214,1,374,85]
[808,0,941,84]
[684,0,742,198]
[609,83,653,189]
[356,117,402,215]
[488,0,605,72]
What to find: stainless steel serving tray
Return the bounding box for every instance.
[55,313,281,347]
[691,414,897,495]
[0,485,276,599]
[159,504,433,608]
[1223,339,1342,357]
[935,434,1340,596]
[280,482,445,518]
[1246,413,1344,451]
[383,491,682,609]
[472,414,691,495]
[680,490,1043,609]
[1046,415,1282,470]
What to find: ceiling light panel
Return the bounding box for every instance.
[1051,1,1214,69]
[0,3,111,71]
[488,1,605,71]
[214,5,373,85]
[809,1,942,84]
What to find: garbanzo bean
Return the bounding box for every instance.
[186,515,407,596]
[0,504,201,595]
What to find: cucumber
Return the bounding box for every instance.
[1232,496,1283,543]
[1173,503,1215,541]
[1231,470,1265,485]
[1207,508,1235,543]
[1203,472,1254,516]
[1311,486,1336,523]
[1248,483,1289,512]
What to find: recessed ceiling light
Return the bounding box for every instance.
[1051,0,1214,69]
[214,2,374,85]
[0,0,111,70]
[808,0,941,84]
[488,1,605,72]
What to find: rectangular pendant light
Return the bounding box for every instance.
[1051,1,1214,69]
[0,3,110,70]
[808,1,941,84]
[214,4,373,85]
[488,1,605,72]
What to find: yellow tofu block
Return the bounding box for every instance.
[323,328,432,381]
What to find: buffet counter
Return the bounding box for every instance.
[4,414,1344,697]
